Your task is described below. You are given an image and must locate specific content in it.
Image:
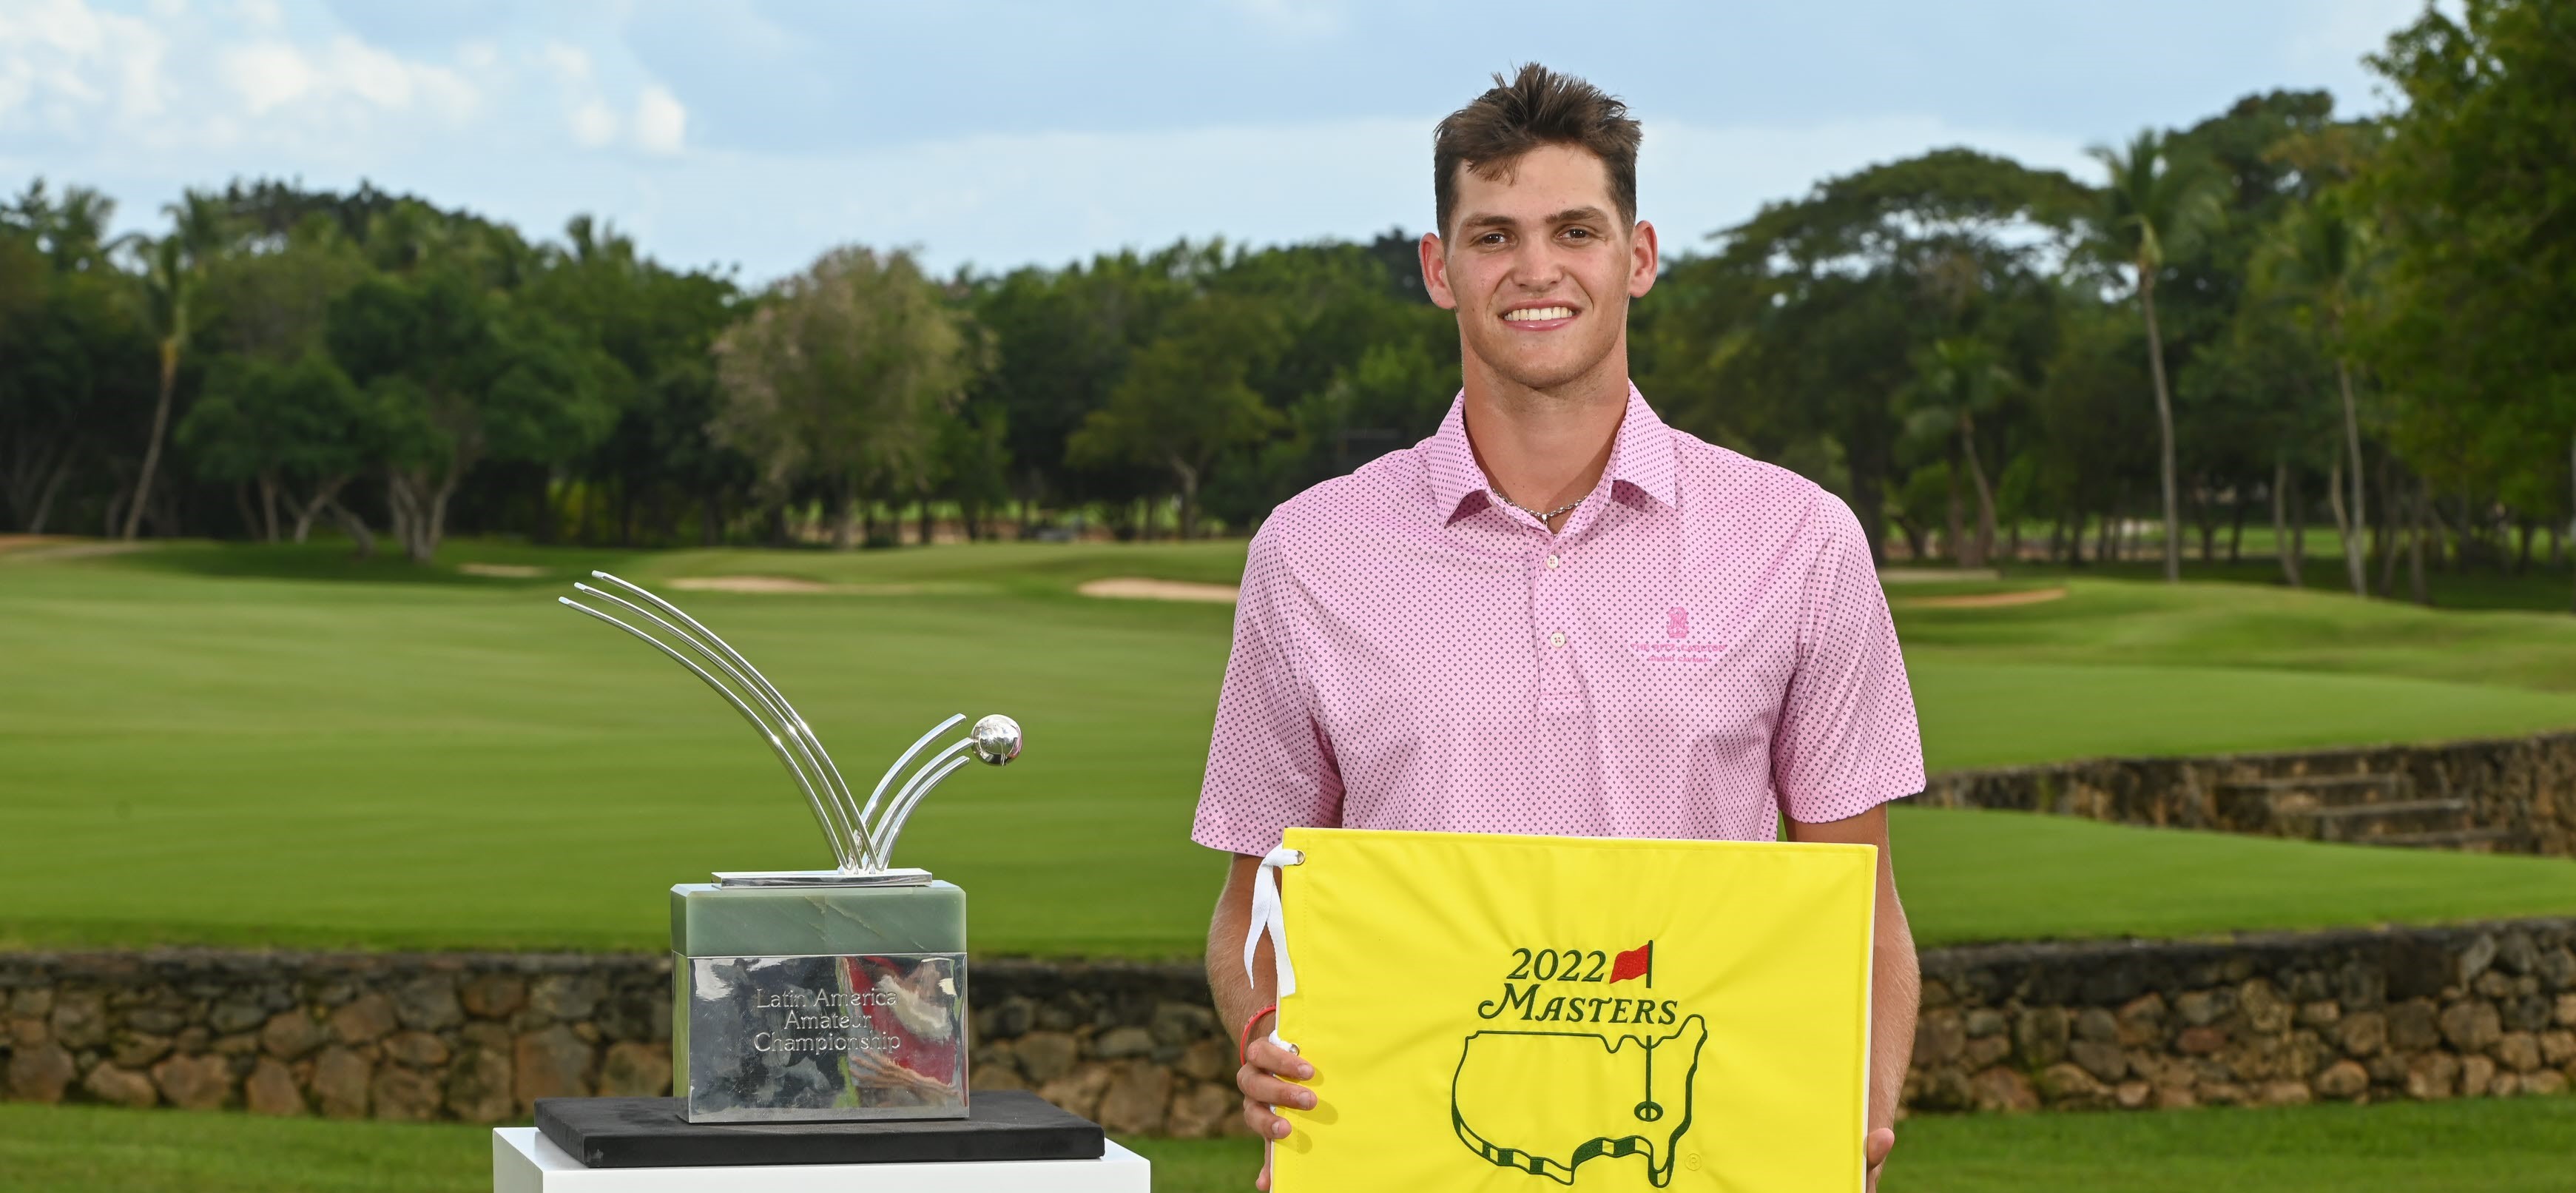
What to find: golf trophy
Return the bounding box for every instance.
[559,573,1020,1123]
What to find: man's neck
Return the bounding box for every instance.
[1460,352,1630,524]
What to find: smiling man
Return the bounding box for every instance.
[1194,64,1924,1191]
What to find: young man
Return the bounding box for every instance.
[1193,64,1923,1191]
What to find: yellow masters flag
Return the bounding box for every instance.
[1265,827,1876,1192]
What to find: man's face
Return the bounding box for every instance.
[1422,143,1658,394]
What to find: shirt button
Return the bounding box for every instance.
[1545,554,1560,570]
[1548,631,1566,648]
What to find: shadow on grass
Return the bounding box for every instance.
[65,538,1257,596]
[81,540,662,589]
[2009,554,2576,615]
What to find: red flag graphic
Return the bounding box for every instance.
[1608,941,1653,984]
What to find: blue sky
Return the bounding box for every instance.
[2,0,2425,285]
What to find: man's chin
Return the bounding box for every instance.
[1481,351,1614,395]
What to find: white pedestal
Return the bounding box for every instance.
[492,1127,1151,1192]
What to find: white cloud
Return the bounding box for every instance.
[633,84,684,154]
[541,41,591,84]
[0,0,171,127]
[218,41,313,114]
[570,98,617,147]
[232,0,280,29]
[213,36,476,121]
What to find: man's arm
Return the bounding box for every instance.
[1206,853,1272,1054]
[1788,803,1916,1191]
[1207,853,1315,1189]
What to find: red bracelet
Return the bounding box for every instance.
[1238,1003,1279,1067]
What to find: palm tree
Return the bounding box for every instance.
[2088,130,2225,583]
[2256,198,2378,597]
[6,179,118,273]
[115,190,232,540]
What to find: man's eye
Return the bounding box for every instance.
[1564,228,1594,241]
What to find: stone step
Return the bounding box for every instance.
[2367,827,2518,852]
[2289,799,2475,842]
[2215,772,2415,810]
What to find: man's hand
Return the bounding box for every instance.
[1237,1036,1315,1191]
[1865,1126,1896,1191]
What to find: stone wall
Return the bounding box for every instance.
[6,921,2574,1134]
[0,952,672,1123]
[1916,730,2576,856]
[1909,919,2576,1111]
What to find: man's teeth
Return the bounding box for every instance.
[1504,306,1574,322]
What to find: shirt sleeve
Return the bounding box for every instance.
[1190,526,1344,856]
[1772,495,1925,824]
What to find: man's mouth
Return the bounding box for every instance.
[1502,305,1576,325]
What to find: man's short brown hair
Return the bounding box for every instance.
[1432,64,1642,239]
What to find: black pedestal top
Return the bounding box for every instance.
[533,1090,1106,1169]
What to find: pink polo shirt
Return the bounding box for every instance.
[1190,385,1923,856]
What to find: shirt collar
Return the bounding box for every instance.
[1418,382,1681,522]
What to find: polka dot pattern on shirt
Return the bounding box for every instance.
[1190,386,1924,856]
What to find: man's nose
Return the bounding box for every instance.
[1506,240,1562,289]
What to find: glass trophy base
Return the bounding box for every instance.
[670,880,968,1123]
[712,868,933,887]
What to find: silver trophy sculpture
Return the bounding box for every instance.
[559,571,1017,1122]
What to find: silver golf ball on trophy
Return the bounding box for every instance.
[559,572,1019,1123]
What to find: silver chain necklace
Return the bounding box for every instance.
[1491,489,1585,523]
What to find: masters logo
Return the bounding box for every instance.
[1453,941,1706,1187]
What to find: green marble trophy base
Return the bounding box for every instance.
[670,879,968,1123]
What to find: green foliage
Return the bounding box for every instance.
[1653,149,2081,562]
[328,267,612,559]
[711,246,980,548]
[175,352,371,542]
[2085,130,2228,280]
[1068,295,1287,537]
[2360,0,2576,547]
[0,228,155,533]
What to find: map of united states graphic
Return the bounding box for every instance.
[1451,1015,1707,1187]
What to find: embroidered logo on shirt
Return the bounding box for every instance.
[1634,608,1722,662]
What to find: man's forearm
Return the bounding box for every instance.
[1205,853,1274,1038]
[1869,898,1921,1131]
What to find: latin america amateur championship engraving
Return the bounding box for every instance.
[560,572,1021,1123]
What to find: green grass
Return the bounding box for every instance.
[4,539,2576,957]
[4,1098,2571,1192]
[1896,809,2576,944]
[1965,517,2576,615]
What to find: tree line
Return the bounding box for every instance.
[0,172,1449,559]
[2,3,2567,602]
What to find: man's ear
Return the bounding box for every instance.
[1420,232,1457,310]
[1628,219,1659,300]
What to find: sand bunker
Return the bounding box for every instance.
[1076,577,1241,603]
[661,576,952,596]
[0,540,146,562]
[458,562,546,578]
[1900,586,2070,610]
[1878,568,2002,585]
[666,575,834,594]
